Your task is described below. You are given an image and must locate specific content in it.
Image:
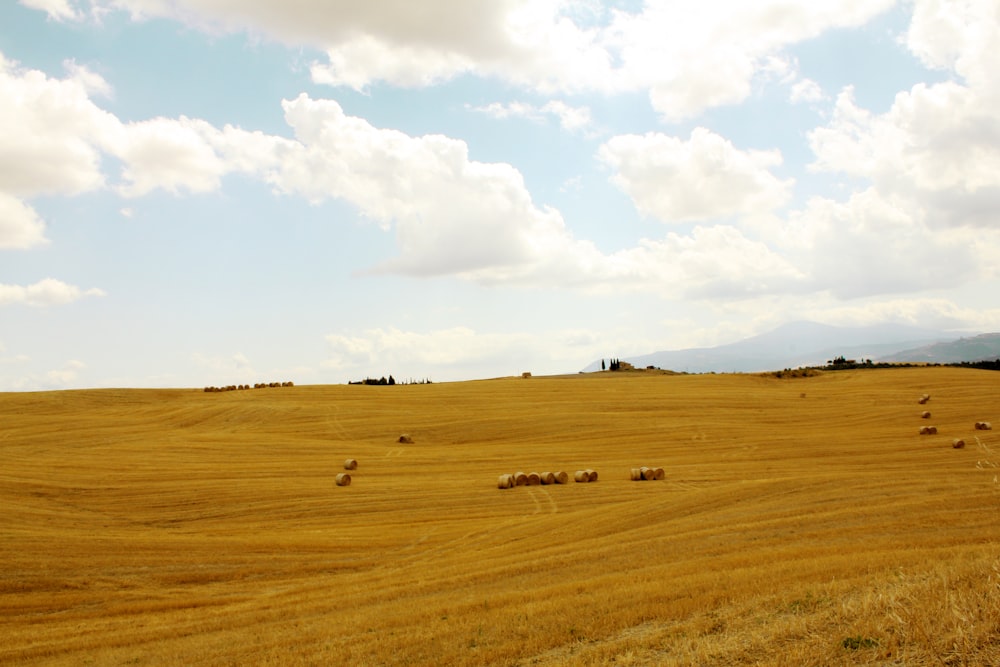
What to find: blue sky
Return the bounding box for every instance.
[2,0,999,390]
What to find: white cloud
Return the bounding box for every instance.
[272,94,583,277]
[905,0,1000,89]
[467,99,594,133]
[0,278,107,307]
[18,0,81,21]
[600,128,793,223]
[114,116,228,197]
[609,226,807,298]
[0,192,49,249]
[46,359,86,387]
[809,80,1000,229]
[58,0,897,120]
[776,189,983,299]
[809,0,1000,231]
[790,78,825,104]
[0,54,117,198]
[803,297,1000,332]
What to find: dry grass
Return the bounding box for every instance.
[2,367,999,666]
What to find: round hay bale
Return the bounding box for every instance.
[653,466,665,480]
[928,426,938,434]
[640,466,656,481]
[344,458,358,470]
[918,394,930,404]
[335,473,351,486]
[398,434,414,443]
[539,471,555,485]
[497,473,514,489]
[514,472,528,486]
[586,469,598,482]
[976,421,993,430]
[921,411,931,419]
[630,468,643,481]
[952,439,966,449]
[553,471,569,484]
[574,470,590,483]
[526,472,541,486]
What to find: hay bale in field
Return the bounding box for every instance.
[526,472,541,486]
[539,471,555,485]
[335,473,351,486]
[574,470,590,483]
[952,439,966,449]
[630,468,643,481]
[641,466,657,481]
[553,471,569,484]
[975,421,992,430]
[919,425,938,435]
[653,467,665,480]
[398,434,414,443]
[514,472,528,486]
[586,469,598,482]
[921,411,931,419]
[344,458,358,470]
[497,474,514,489]
[918,394,930,404]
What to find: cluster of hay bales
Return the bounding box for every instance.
[335,459,358,486]
[497,470,570,489]
[575,469,598,483]
[911,393,993,450]
[203,381,294,393]
[630,466,665,481]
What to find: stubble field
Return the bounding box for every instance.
[1,367,999,666]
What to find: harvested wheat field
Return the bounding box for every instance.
[2,367,1000,666]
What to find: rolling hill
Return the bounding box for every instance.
[2,369,999,665]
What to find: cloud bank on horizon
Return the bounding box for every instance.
[2,0,1000,389]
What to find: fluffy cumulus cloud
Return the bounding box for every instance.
[0,54,110,250]
[600,128,794,223]
[810,0,1000,231]
[777,189,981,299]
[0,193,48,249]
[272,94,597,278]
[53,0,895,120]
[0,54,116,199]
[0,278,106,307]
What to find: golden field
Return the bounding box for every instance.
[2,367,999,666]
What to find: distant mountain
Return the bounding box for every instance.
[879,333,1000,364]
[583,321,963,374]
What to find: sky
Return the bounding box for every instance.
[2,0,1000,390]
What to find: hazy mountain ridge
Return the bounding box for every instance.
[583,321,994,374]
[880,333,1000,364]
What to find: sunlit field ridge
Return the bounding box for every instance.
[2,367,999,665]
